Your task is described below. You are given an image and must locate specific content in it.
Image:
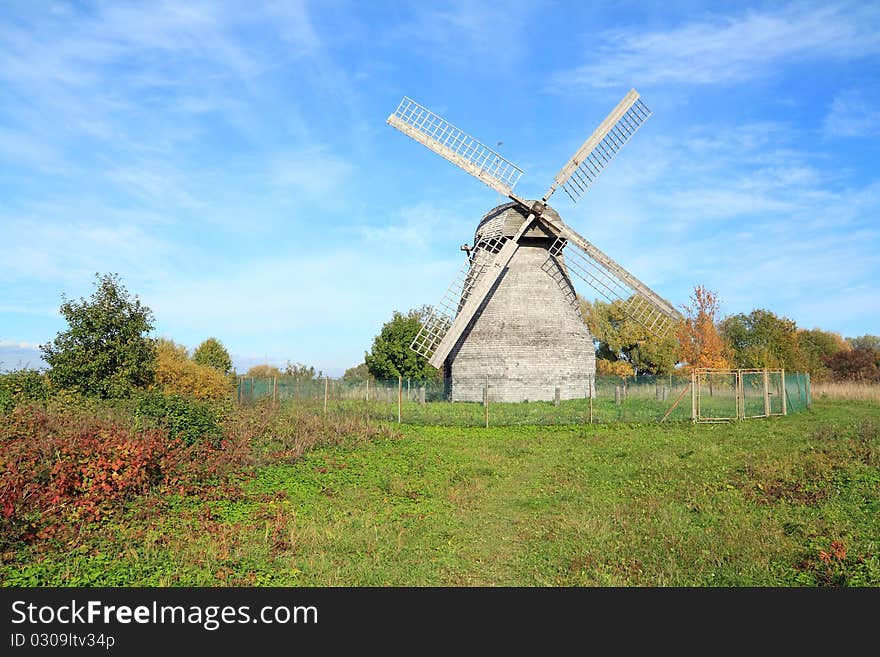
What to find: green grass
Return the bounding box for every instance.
[3,399,878,586]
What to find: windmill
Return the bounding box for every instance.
[387,89,682,402]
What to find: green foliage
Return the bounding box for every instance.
[582,297,679,375]
[797,329,848,381]
[0,368,48,414]
[720,309,802,370]
[132,391,225,446]
[40,273,156,399]
[365,308,436,380]
[342,362,370,382]
[192,337,233,375]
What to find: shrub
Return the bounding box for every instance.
[0,369,49,414]
[154,339,232,401]
[132,391,226,447]
[245,364,283,378]
[596,358,635,378]
[0,404,185,546]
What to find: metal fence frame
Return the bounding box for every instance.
[691,368,809,423]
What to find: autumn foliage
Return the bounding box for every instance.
[154,339,233,401]
[677,285,729,371]
[0,402,186,545]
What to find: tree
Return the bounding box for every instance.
[581,296,679,376]
[192,337,233,375]
[596,358,635,378]
[154,338,233,401]
[40,273,156,398]
[824,348,879,382]
[245,364,282,378]
[720,309,802,370]
[365,308,436,380]
[676,285,729,371]
[847,335,880,351]
[284,361,322,380]
[797,328,848,381]
[342,362,370,381]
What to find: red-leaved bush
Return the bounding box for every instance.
[1,398,397,549]
[1,404,186,545]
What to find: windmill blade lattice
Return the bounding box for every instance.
[387,96,524,198]
[544,90,651,204]
[543,234,682,339]
[411,234,511,361]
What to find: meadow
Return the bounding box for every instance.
[2,395,877,587]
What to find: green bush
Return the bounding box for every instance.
[132,391,226,446]
[0,369,49,414]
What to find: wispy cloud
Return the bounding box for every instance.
[391,1,538,69]
[550,3,880,91]
[1,218,177,286]
[824,89,880,138]
[271,147,355,200]
[355,201,473,250]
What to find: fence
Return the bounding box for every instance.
[691,369,810,423]
[237,369,811,427]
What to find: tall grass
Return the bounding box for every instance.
[812,382,880,402]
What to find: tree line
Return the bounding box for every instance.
[352,285,879,383]
[8,275,875,402]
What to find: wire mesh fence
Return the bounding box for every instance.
[692,369,811,423]
[237,370,811,427]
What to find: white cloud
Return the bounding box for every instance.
[0,340,40,350]
[550,3,880,90]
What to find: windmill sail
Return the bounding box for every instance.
[387,96,524,198]
[543,89,651,203]
[542,222,682,338]
[412,217,535,368]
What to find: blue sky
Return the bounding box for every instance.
[1,0,879,376]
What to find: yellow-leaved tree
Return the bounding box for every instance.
[154,339,232,401]
[676,285,729,371]
[596,358,635,378]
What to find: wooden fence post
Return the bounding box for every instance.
[554,387,561,407]
[780,369,787,415]
[763,368,771,417]
[484,374,489,428]
[398,375,402,424]
[324,376,328,415]
[589,375,593,424]
[272,376,277,405]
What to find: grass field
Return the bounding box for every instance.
[2,398,878,586]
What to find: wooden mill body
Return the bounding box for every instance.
[445,202,596,402]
